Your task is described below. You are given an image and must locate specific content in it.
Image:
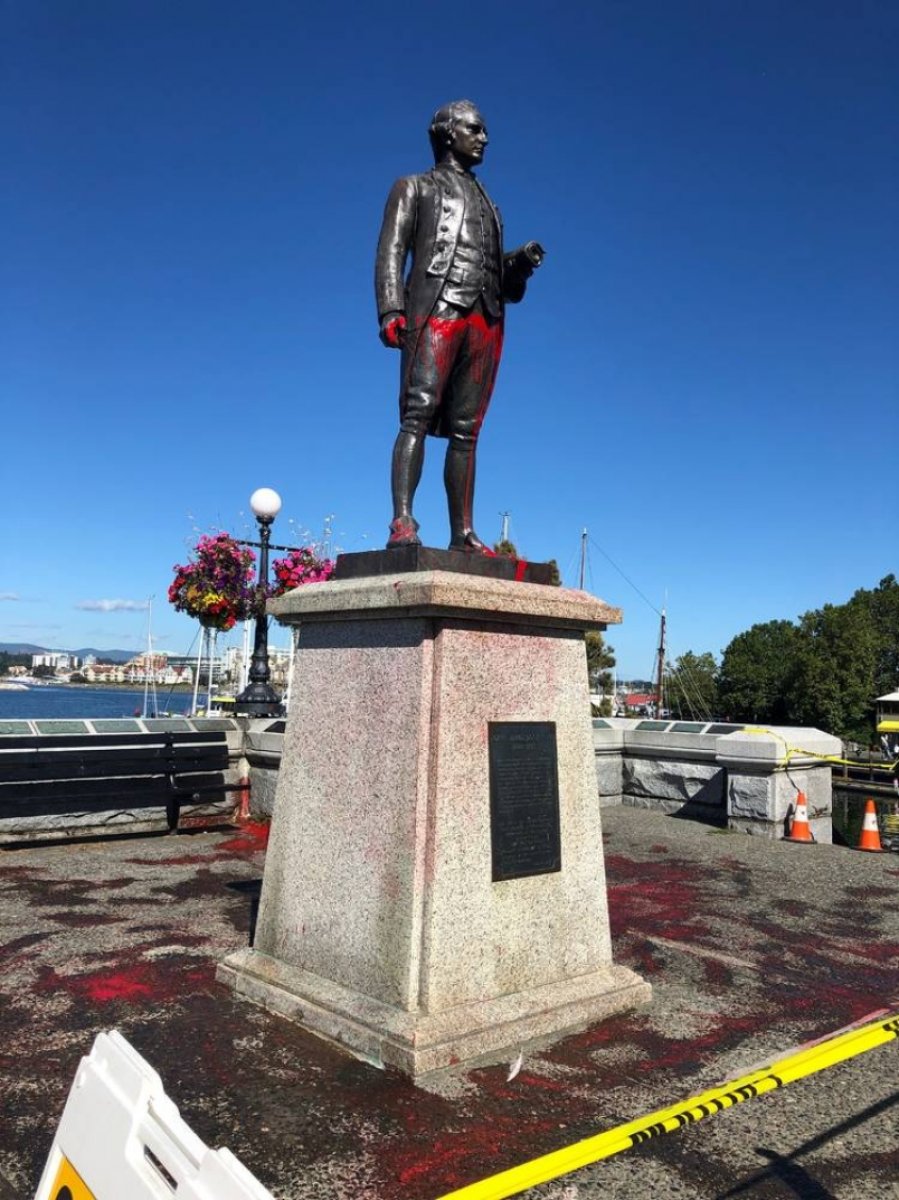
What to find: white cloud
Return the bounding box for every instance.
[0,592,21,601]
[75,599,150,613]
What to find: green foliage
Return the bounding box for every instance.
[718,620,799,723]
[0,652,30,676]
[585,629,615,701]
[32,664,56,678]
[789,599,879,744]
[665,651,720,720]
[854,574,899,697]
[546,559,561,587]
[716,575,899,741]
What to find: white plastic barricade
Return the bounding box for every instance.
[34,1029,273,1200]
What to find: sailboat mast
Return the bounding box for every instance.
[578,528,588,591]
[142,597,158,719]
[654,608,667,718]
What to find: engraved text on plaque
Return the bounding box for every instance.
[489,721,561,881]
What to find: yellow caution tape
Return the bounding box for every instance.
[434,1011,899,1200]
[740,726,898,774]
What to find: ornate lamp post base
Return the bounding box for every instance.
[235,680,283,719]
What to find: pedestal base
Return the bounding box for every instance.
[220,948,649,1075]
[218,571,649,1076]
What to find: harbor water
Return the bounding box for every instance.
[0,685,193,721]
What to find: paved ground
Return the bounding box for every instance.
[2,808,898,1200]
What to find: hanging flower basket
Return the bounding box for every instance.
[168,533,257,632]
[271,546,335,595]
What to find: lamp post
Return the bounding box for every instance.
[235,487,283,718]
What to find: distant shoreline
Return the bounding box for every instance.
[60,683,194,692]
[16,682,195,692]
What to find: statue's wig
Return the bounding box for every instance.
[428,99,481,162]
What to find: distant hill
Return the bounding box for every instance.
[74,647,136,663]
[0,643,135,663]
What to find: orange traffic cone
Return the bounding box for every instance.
[856,799,883,853]
[784,792,815,843]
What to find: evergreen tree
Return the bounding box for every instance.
[718,620,799,724]
[585,630,615,716]
[666,651,719,721]
[789,600,879,744]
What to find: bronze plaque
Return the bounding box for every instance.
[489,722,561,881]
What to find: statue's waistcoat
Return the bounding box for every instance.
[375,165,505,326]
[431,170,501,316]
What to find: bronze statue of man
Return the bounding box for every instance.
[376,100,543,552]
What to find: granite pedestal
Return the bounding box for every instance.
[218,567,650,1075]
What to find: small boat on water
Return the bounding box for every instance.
[0,682,28,691]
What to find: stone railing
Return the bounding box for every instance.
[246,715,840,841]
[0,713,840,844]
[593,717,840,841]
[241,720,285,817]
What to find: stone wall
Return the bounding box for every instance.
[0,711,840,844]
[243,716,840,843]
[242,722,285,818]
[593,718,839,841]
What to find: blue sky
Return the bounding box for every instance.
[2,1,896,677]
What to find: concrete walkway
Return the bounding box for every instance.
[2,809,897,1199]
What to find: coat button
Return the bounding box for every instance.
[439,224,448,232]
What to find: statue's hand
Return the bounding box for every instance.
[521,241,545,269]
[379,313,407,349]
[509,242,545,277]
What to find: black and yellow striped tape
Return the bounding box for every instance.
[435,1012,899,1200]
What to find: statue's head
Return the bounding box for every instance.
[428,100,488,168]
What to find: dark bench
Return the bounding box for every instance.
[0,718,241,843]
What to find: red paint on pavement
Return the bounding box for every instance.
[35,958,215,1005]
[127,852,210,867]
[218,822,270,854]
[126,823,268,868]
[46,911,124,927]
[386,1110,561,1191]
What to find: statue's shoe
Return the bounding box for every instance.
[387,517,421,548]
[448,530,497,557]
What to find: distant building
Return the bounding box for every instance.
[83,663,126,684]
[32,652,81,671]
[876,691,899,737]
[222,643,293,691]
[123,652,193,686]
[623,692,657,714]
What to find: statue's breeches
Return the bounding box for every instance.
[399,307,504,443]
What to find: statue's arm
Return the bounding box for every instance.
[502,241,546,304]
[375,176,418,325]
